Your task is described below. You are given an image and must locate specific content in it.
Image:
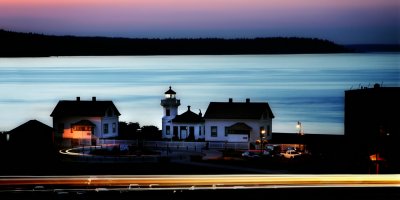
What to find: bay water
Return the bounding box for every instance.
[0,53,398,134]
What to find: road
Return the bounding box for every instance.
[0,174,398,190]
[0,174,399,200]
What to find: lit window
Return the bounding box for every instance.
[165,94,175,99]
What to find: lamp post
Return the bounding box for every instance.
[260,129,266,151]
[296,121,305,152]
[296,121,303,135]
[137,128,142,149]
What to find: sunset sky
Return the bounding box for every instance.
[0,0,399,44]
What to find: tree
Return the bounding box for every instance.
[141,125,161,140]
[118,122,140,139]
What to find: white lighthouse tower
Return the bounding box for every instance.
[161,86,180,139]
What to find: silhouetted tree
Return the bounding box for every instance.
[0,29,352,57]
[118,122,140,139]
[141,125,161,140]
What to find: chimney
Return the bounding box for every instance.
[76,97,80,101]
[198,109,202,117]
[92,96,96,101]
[246,98,250,103]
[229,98,233,103]
[187,105,191,111]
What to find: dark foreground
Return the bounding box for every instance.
[0,187,399,200]
[1,157,399,200]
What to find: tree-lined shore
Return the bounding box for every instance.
[0,29,351,57]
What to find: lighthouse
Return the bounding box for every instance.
[161,86,180,139]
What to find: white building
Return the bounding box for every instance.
[161,87,204,140]
[203,98,274,146]
[50,96,120,146]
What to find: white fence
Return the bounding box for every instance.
[96,139,249,151]
[208,142,249,150]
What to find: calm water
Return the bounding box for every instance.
[0,53,398,134]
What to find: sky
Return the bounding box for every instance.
[0,0,399,44]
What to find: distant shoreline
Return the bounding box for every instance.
[1,29,354,57]
[344,44,400,53]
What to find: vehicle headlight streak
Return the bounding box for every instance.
[0,174,398,191]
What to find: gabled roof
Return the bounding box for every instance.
[9,120,53,135]
[204,101,274,119]
[8,120,53,144]
[172,106,204,123]
[72,120,96,126]
[50,99,121,117]
[228,122,252,131]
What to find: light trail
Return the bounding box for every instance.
[0,174,398,191]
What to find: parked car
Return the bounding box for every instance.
[265,145,281,157]
[241,151,260,159]
[281,150,302,159]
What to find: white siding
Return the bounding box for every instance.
[205,119,272,143]
[227,134,248,142]
[101,115,119,138]
[161,105,179,137]
[169,122,205,140]
[53,115,119,140]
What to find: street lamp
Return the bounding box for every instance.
[296,121,303,135]
[260,129,266,150]
[296,121,305,151]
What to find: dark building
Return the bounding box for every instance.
[345,83,399,169]
[7,119,54,147]
[2,120,56,164]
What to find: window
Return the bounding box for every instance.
[166,109,170,116]
[166,125,170,135]
[73,126,92,131]
[211,126,218,137]
[103,124,109,134]
[199,126,202,136]
[112,123,116,133]
[225,126,229,137]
